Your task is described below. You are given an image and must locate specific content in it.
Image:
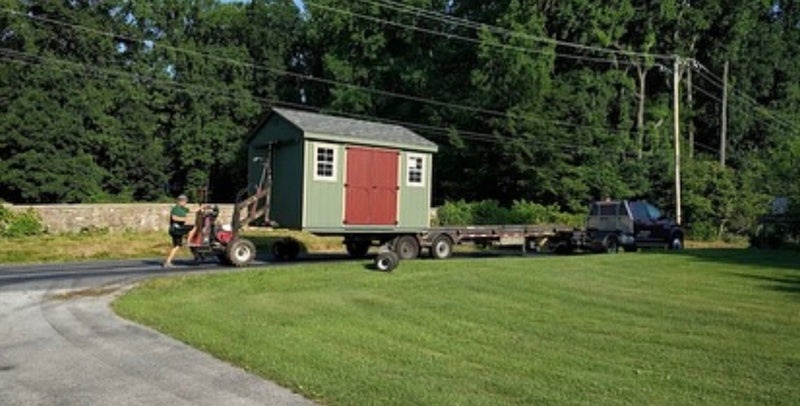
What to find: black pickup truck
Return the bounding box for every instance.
[549,200,684,253]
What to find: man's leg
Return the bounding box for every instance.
[163,234,182,267]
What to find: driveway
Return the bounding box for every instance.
[0,259,322,405]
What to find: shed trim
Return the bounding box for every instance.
[304,132,437,153]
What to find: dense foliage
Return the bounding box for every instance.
[435,200,584,227]
[1,0,798,239]
[0,205,44,237]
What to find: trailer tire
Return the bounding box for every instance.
[429,235,453,260]
[226,238,256,267]
[394,236,420,260]
[345,241,370,258]
[374,251,400,272]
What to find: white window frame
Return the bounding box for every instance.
[406,153,425,187]
[313,143,337,182]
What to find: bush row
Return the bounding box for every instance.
[434,200,584,227]
[0,205,45,237]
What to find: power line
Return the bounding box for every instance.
[305,1,647,67]
[355,0,673,61]
[690,61,800,133]
[0,48,636,155]
[693,84,722,104]
[1,7,633,134]
[693,141,718,153]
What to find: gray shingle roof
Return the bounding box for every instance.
[273,108,438,151]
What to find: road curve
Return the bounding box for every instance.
[0,257,334,406]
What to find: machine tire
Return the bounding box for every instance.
[272,238,301,261]
[285,239,301,260]
[226,238,256,267]
[374,251,400,272]
[271,240,287,260]
[345,241,370,258]
[394,236,420,260]
[604,236,619,254]
[429,235,454,259]
[216,253,232,266]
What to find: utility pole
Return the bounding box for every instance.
[687,64,694,158]
[720,60,729,167]
[673,57,682,225]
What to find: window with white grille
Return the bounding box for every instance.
[314,144,336,181]
[407,154,424,186]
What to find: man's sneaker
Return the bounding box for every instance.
[161,262,174,269]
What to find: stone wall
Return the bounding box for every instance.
[6,203,234,234]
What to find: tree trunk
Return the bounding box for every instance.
[636,64,647,160]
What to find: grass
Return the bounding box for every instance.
[113,249,800,406]
[0,229,343,264]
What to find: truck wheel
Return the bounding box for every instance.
[374,251,400,272]
[429,235,453,260]
[394,236,420,260]
[226,238,256,267]
[345,241,370,258]
[604,236,619,254]
[669,234,684,250]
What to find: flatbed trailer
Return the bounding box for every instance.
[321,225,598,261]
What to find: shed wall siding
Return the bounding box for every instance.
[248,116,304,229]
[398,151,432,228]
[303,141,345,230]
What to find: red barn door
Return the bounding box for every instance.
[344,147,398,225]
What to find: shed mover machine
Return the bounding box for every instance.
[208,108,681,269]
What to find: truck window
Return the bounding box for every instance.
[599,204,617,216]
[629,202,649,221]
[645,204,662,220]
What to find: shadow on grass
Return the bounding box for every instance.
[674,248,800,297]
[674,248,800,271]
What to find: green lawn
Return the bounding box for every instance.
[113,250,800,406]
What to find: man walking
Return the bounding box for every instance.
[163,194,197,268]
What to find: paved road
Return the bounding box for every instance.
[0,257,337,406]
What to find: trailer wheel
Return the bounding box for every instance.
[226,238,256,267]
[345,241,370,258]
[604,236,619,254]
[374,251,400,272]
[429,235,453,260]
[394,236,420,260]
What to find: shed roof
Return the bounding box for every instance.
[271,108,438,152]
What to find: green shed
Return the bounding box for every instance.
[247,108,438,235]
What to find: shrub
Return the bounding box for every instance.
[0,207,45,238]
[435,200,474,226]
[689,221,717,242]
[435,200,581,227]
